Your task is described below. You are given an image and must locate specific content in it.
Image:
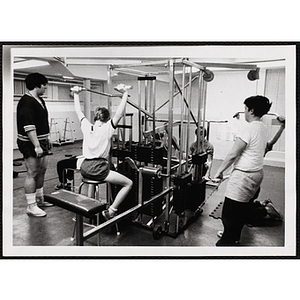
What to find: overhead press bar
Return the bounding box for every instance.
[192,61,258,70]
[110,59,169,69]
[182,59,258,70]
[78,87,154,119]
[115,68,168,77]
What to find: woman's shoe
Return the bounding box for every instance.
[265,203,283,221]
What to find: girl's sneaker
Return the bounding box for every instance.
[102,210,115,221]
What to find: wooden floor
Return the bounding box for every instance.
[11,141,285,256]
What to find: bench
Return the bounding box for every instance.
[44,189,107,245]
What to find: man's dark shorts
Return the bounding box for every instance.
[17,139,51,159]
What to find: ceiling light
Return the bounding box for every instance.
[13,59,49,69]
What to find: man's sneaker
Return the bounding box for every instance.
[37,197,54,207]
[26,203,47,217]
[265,202,283,221]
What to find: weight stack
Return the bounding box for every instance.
[112,148,133,160]
[186,181,206,211]
[134,144,165,165]
[140,176,164,217]
[173,173,192,214]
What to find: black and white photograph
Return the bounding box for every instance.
[2,43,297,257]
[1,2,300,298]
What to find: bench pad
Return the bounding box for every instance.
[44,189,107,218]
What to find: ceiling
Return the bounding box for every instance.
[12,45,288,83]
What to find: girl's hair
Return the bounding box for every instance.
[244,95,272,117]
[94,107,110,122]
[25,73,48,90]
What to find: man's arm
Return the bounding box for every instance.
[204,153,213,180]
[27,130,43,156]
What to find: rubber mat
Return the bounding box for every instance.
[209,201,223,219]
[209,201,255,227]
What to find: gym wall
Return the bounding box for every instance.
[13,67,285,167]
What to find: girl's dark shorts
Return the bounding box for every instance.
[17,139,51,159]
[80,157,110,181]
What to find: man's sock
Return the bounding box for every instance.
[26,193,36,205]
[36,187,43,199]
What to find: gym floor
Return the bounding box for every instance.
[12,140,285,251]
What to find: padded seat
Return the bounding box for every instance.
[45,189,107,218]
[45,189,107,246]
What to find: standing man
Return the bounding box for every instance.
[17,73,53,217]
[213,95,272,246]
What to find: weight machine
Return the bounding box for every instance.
[70,58,259,242]
[107,59,223,238]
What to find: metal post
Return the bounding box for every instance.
[122,103,126,149]
[138,168,143,206]
[107,66,113,114]
[178,64,186,176]
[194,73,204,182]
[152,79,156,149]
[138,80,142,144]
[202,78,208,151]
[185,66,193,173]
[207,121,211,141]
[144,80,148,132]
[165,59,175,230]
[197,73,204,153]
[129,114,133,149]
[107,66,114,204]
